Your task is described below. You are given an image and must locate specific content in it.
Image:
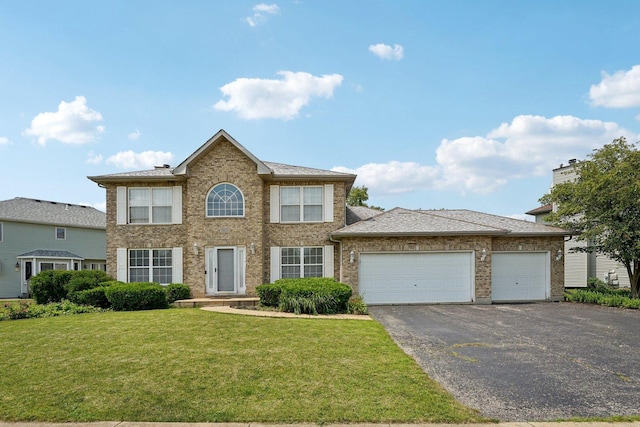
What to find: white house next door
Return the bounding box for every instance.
[206,247,246,295]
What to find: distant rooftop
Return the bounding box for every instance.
[0,197,106,229]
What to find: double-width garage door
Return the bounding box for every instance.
[359,252,474,304]
[491,252,549,301]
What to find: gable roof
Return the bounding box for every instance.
[0,198,106,229]
[88,129,356,187]
[526,203,552,216]
[346,205,384,225]
[173,129,271,177]
[331,207,568,238]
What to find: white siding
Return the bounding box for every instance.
[564,239,588,287]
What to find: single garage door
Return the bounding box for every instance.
[491,252,549,301]
[359,252,474,304]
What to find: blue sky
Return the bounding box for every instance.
[1,1,640,218]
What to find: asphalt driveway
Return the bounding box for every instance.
[370,302,640,421]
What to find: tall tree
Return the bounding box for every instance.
[540,137,640,298]
[347,185,370,206]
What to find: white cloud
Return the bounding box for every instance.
[23,96,105,146]
[369,43,404,61]
[214,71,343,120]
[106,150,174,169]
[589,65,640,108]
[334,115,633,196]
[128,129,141,140]
[246,3,280,27]
[0,136,10,145]
[86,151,103,164]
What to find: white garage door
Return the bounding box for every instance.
[491,252,549,301]
[359,252,474,304]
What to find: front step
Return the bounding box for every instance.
[174,297,259,308]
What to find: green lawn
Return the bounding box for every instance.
[0,308,486,423]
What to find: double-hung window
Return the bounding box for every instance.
[129,188,172,224]
[55,227,66,240]
[281,247,323,278]
[280,186,323,222]
[129,249,172,284]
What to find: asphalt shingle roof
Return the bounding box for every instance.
[17,249,83,259]
[346,205,384,225]
[0,198,106,229]
[332,207,568,237]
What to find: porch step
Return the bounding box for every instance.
[173,297,259,308]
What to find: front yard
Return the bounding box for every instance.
[0,308,486,423]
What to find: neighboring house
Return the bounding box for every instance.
[0,198,107,298]
[527,161,630,288]
[88,129,568,304]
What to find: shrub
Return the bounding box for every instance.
[66,270,111,298]
[273,278,352,315]
[166,283,191,304]
[0,300,104,321]
[105,282,169,311]
[565,289,639,310]
[347,294,369,315]
[73,286,111,308]
[256,283,282,307]
[30,270,74,304]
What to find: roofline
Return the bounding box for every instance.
[264,173,357,182]
[173,129,271,176]
[331,230,510,239]
[17,254,84,260]
[87,174,186,184]
[0,218,106,230]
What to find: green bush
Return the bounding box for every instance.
[166,283,191,304]
[256,283,282,307]
[72,286,111,308]
[0,300,104,321]
[565,289,639,309]
[269,278,353,315]
[66,270,111,298]
[347,294,369,315]
[105,282,169,311]
[30,270,74,304]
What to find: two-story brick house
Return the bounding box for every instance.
[89,129,569,304]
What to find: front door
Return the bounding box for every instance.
[205,247,246,295]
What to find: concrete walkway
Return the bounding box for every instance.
[201,305,372,320]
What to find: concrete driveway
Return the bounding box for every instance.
[369,302,640,421]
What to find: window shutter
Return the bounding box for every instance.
[324,245,334,278]
[270,246,280,283]
[116,187,127,225]
[270,185,280,223]
[324,184,334,222]
[237,247,246,294]
[172,247,183,283]
[116,248,127,282]
[172,186,183,224]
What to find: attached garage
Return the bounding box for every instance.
[359,252,474,304]
[491,252,550,301]
[332,208,568,305]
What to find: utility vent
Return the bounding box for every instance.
[568,159,577,164]
[154,164,171,169]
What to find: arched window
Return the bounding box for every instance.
[207,183,244,217]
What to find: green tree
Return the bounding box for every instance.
[540,137,640,298]
[347,185,370,206]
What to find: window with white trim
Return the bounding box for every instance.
[55,227,66,240]
[41,262,68,271]
[129,249,172,284]
[129,188,172,224]
[281,247,323,278]
[206,183,244,217]
[281,186,323,222]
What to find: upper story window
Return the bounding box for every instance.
[129,188,172,224]
[116,186,181,226]
[207,183,244,217]
[281,186,323,222]
[0,222,3,242]
[55,227,66,240]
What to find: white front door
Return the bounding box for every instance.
[205,247,246,295]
